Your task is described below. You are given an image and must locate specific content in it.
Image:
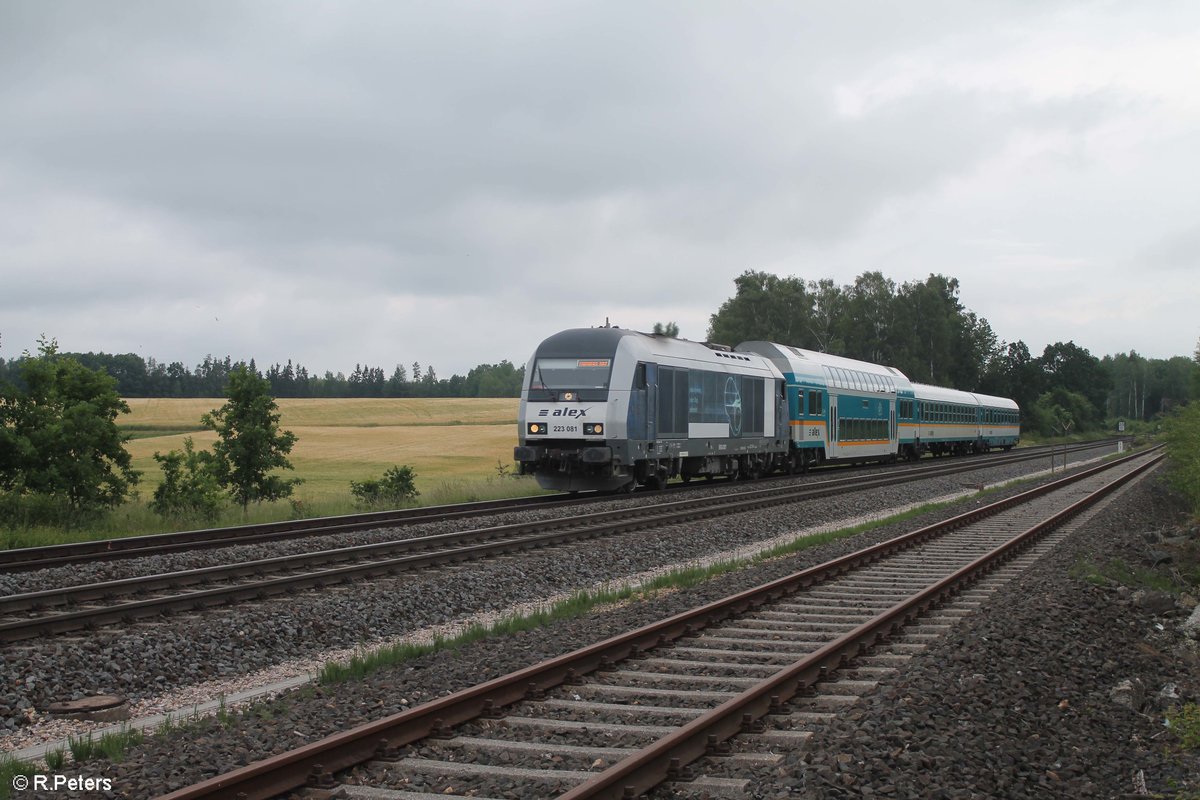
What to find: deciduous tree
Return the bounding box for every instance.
[652,321,680,337]
[202,365,300,509]
[0,339,138,518]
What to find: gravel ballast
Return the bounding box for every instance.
[7,450,1190,799]
[0,450,1110,734]
[769,470,1200,800]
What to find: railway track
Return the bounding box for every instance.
[0,440,1125,643]
[155,447,1162,800]
[0,440,1117,574]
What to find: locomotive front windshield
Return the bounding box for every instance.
[531,358,612,391]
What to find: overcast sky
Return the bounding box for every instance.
[2,1,1198,378]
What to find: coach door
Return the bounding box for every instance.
[644,363,657,441]
[627,363,648,442]
[830,400,839,458]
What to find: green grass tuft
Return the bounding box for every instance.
[66,724,143,764]
[44,747,65,770]
[67,731,95,762]
[1168,703,1200,750]
[1071,557,1181,593]
[0,755,38,800]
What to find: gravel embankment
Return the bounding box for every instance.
[0,450,1106,734]
[754,470,1198,799]
[11,451,1174,799]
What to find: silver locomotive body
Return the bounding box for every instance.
[514,327,788,492]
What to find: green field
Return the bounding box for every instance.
[121,397,527,502]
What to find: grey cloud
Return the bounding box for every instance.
[1139,224,1200,271]
[1,1,1195,372]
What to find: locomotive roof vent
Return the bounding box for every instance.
[701,341,732,352]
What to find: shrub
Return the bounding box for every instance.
[0,492,100,529]
[1162,402,1200,515]
[150,437,224,522]
[350,465,419,508]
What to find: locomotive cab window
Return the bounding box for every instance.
[531,358,613,391]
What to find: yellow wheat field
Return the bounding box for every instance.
[121,398,523,502]
[122,397,518,429]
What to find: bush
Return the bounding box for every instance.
[150,437,224,522]
[350,465,419,508]
[1162,402,1200,515]
[0,492,103,529]
[1028,387,1101,437]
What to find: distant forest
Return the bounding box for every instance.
[0,352,525,399]
[1,270,1195,420]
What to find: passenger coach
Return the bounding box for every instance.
[905,383,1021,457]
[737,341,914,470]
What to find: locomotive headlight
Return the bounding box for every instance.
[527,422,547,435]
[584,423,604,435]
[563,391,575,401]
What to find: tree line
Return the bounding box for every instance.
[0,352,525,398]
[707,270,1199,436]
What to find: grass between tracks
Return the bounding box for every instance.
[317,495,967,684]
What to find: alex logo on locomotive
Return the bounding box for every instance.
[537,408,589,418]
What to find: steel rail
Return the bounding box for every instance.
[152,446,1159,800]
[0,440,1124,641]
[0,440,1116,573]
